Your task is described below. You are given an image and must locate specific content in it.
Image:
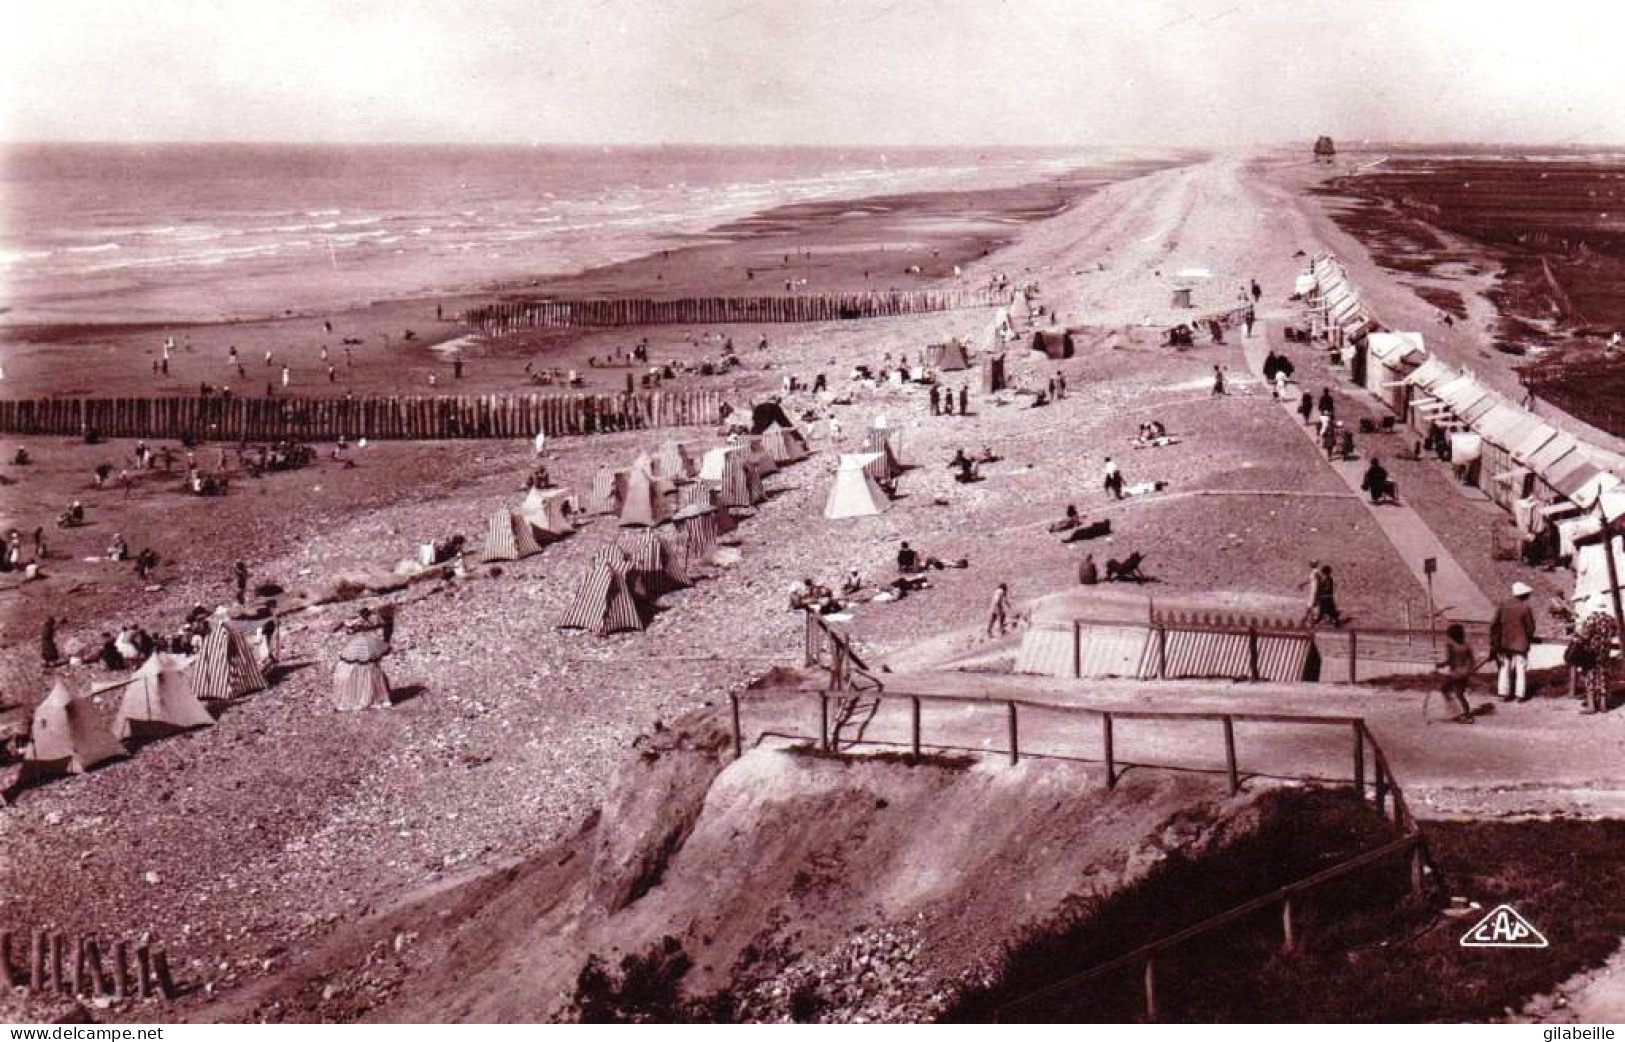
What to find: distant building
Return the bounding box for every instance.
[1314,136,1337,165]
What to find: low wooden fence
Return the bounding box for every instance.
[0,389,724,443]
[467,287,1012,335]
[1,928,177,1001]
[725,686,1432,1022]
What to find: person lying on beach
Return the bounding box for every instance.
[1047,505,1082,533]
[1064,519,1112,543]
[1122,480,1168,498]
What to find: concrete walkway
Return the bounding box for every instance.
[1242,323,1497,623]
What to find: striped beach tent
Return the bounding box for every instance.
[520,486,574,536]
[107,653,213,741]
[701,447,765,509]
[619,466,677,527]
[762,424,809,464]
[863,428,902,481]
[558,560,645,635]
[480,507,543,562]
[332,632,391,712]
[190,616,268,701]
[674,504,721,561]
[586,466,631,515]
[23,681,126,778]
[743,437,779,477]
[615,528,690,594]
[656,441,696,479]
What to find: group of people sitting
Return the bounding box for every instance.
[1134,421,1173,449]
[948,446,998,483]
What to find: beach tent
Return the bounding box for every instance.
[863,428,902,481]
[762,423,809,464]
[619,466,677,527]
[558,560,645,635]
[520,487,574,536]
[481,507,543,562]
[699,446,765,508]
[655,441,696,480]
[191,616,268,701]
[1031,330,1075,360]
[586,466,631,515]
[986,311,1014,351]
[1009,291,1032,326]
[332,632,391,712]
[981,353,1007,394]
[674,503,722,562]
[105,653,213,741]
[615,528,689,595]
[23,682,126,777]
[677,483,738,536]
[928,341,971,371]
[743,436,780,477]
[750,401,795,435]
[824,453,891,519]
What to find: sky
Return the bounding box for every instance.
[4,0,1624,147]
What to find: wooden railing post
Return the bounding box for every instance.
[1073,620,1082,678]
[1143,957,1158,1022]
[1348,630,1358,684]
[1247,627,1261,681]
[1103,712,1116,788]
[1007,701,1019,766]
[1223,716,1239,793]
[819,693,830,752]
[910,697,921,760]
[1353,723,1366,802]
[1158,625,1168,678]
[729,693,742,760]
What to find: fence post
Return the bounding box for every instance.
[1073,620,1082,679]
[1007,701,1019,766]
[0,932,13,988]
[1143,957,1158,1022]
[729,693,742,760]
[1102,713,1116,788]
[910,697,921,760]
[1348,630,1358,684]
[1223,717,1239,793]
[1157,625,1169,679]
[152,949,177,1000]
[1282,896,1296,952]
[819,693,830,752]
[1247,627,1260,681]
[1353,723,1366,802]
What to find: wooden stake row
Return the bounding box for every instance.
[1,930,176,1000]
[0,388,724,443]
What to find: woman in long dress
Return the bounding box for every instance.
[332,607,392,711]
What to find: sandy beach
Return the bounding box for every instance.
[2,147,1621,1022]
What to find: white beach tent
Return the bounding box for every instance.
[521,486,574,536]
[823,453,890,520]
[102,653,213,741]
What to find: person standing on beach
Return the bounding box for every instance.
[958,386,968,415]
[986,583,1011,637]
[1490,581,1537,702]
[265,349,273,368]
[1212,365,1226,396]
[929,384,940,416]
[41,615,59,667]
[234,560,249,605]
[828,416,841,442]
[1103,457,1123,500]
[281,365,291,389]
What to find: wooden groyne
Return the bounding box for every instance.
[466,287,1013,335]
[0,389,724,443]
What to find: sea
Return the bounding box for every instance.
[0,144,1105,326]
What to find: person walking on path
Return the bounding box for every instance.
[1308,563,1344,627]
[1243,306,1256,338]
[1435,623,1478,723]
[929,384,940,416]
[1251,279,1262,304]
[1490,581,1538,702]
[1212,365,1227,396]
[1273,369,1288,400]
[1298,391,1314,425]
[1568,601,1617,714]
[1317,387,1335,420]
[986,582,1011,637]
[234,560,250,605]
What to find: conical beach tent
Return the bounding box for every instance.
[109,654,213,741]
[558,560,645,634]
[191,616,268,701]
[863,428,902,481]
[656,441,696,480]
[520,487,574,536]
[619,466,677,527]
[824,453,891,519]
[23,682,126,777]
[762,424,809,464]
[615,528,689,595]
[928,341,970,371]
[332,632,392,712]
[586,466,630,515]
[700,447,765,508]
[674,504,721,562]
[481,507,543,562]
[743,437,779,476]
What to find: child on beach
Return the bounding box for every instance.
[1436,624,1477,723]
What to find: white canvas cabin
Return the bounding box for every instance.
[520,487,574,536]
[103,653,213,741]
[23,682,126,778]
